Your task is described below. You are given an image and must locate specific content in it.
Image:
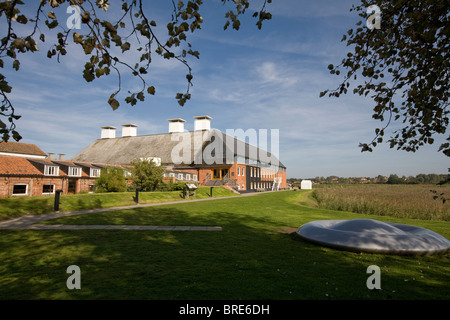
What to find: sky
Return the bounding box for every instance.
[3,0,449,179]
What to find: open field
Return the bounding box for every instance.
[311,184,450,221]
[0,190,448,300]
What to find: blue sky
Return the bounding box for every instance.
[4,0,449,178]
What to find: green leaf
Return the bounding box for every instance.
[16,15,28,24]
[108,95,120,110]
[12,130,22,141]
[12,60,19,71]
[147,86,155,95]
[121,42,130,52]
[83,67,95,82]
[45,19,58,29]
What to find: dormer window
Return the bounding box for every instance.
[90,168,101,177]
[44,165,59,176]
[68,166,82,177]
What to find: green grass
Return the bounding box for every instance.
[0,190,449,300]
[0,186,237,221]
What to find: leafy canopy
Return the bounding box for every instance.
[96,166,128,192]
[0,0,272,141]
[321,0,449,156]
[130,157,165,191]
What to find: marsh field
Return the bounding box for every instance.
[310,184,450,221]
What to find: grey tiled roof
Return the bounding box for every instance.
[72,129,285,168]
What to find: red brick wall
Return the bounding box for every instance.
[231,163,247,190]
[198,168,210,185]
[0,176,97,198]
[0,176,63,197]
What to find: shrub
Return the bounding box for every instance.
[95,167,128,193]
[130,158,165,191]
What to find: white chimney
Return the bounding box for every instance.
[47,153,55,160]
[121,124,138,137]
[194,115,212,131]
[58,153,66,160]
[168,118,186,133]
[101,126,117,139]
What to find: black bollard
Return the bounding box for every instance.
[54,189,63,212]
[210,187,213,197]
[135,188,141,204]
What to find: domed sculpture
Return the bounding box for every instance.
[297,219,450,255]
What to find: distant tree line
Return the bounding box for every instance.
[288,173,449,185]
[386,174,448,185]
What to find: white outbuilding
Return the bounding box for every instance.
[301,180,312,190]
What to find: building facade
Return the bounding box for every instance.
[73,116,287,192]
[0,115,287,197]
[0,142,106,197]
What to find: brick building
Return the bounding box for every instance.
[0,141,103,197]
[73,116,287,192]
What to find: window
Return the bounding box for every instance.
[123,170,131,177]
[13,184,27,196]
[237,167,240,176]
[90,168,101,177]
[169,173,175,177]
[186,174,191,180]
[178,173,183,180]
[213,169,221,179]
[242,167,244,176]
[242,184,245,190]
[68,167,81,177]
[42,184,55,194]
[193,175,197,181]
[44,165,59,176]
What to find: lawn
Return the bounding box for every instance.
[0,186,238,221]
[0,190,449,301]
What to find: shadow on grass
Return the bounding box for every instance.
[0,202,449,300]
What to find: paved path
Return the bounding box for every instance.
[0,192,270,231]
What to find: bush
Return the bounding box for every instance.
[130,158,165,191]
[96,167,128,193]
[171,182,186,191]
